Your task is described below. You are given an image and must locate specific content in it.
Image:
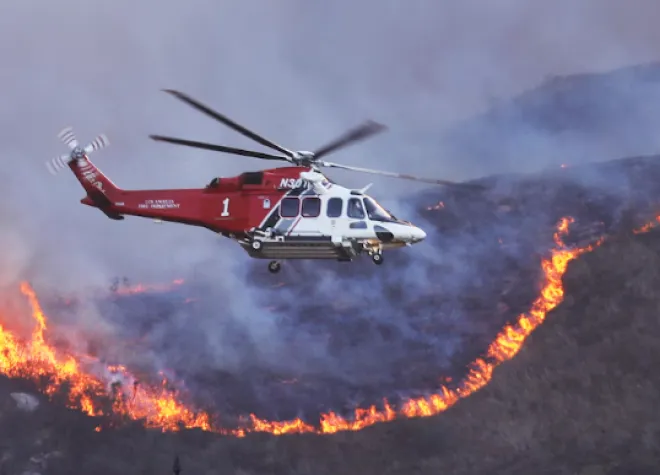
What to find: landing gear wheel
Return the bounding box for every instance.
[372,253,383,265]
[252,240,262,250]
[268,260,281,274]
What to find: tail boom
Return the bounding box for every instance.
[66,155,209,228]
[81,188,210,227]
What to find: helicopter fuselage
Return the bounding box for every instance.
[73,159,426,267]
[48,89,484,274]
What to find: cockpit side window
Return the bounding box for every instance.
[347,198,365,219]
[363,197,396,222]
[326,197,343,218]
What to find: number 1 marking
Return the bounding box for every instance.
[221,197,230,216]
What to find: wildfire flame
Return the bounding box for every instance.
[0,284,211,432]
[0,214,641,436]
[633,216,660,234]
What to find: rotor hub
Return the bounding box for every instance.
[292,150,316,166]
[71,147,85,159]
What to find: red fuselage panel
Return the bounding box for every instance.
[86,166,312,235]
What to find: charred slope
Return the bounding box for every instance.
[216,153,660,421]
[3,208,660,474]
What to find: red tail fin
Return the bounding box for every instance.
[72,157,125,220]
[70,156,120,198]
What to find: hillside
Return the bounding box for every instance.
[2,215,660,474]
[440,61,660,176]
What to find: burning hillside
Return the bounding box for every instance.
[5,222,660,474]
[0,212,617,436]
[0,283,212,433]
[4,153,660,438]
[2,154,660,473]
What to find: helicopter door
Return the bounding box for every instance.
[325,197,343,242]
[290,196,324,237]
[345,197,371,239]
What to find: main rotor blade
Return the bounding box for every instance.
[149,135,291,161]
[318,161,486,190]
[162,89,295,158]
[312,120,387,159]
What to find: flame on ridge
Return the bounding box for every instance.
[0,214,633,436]
[0,284,212,432]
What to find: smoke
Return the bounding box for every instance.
[3,0,660,419]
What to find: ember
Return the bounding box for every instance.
[426,201,445,210]
[111,278,184,295]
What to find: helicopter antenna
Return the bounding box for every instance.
[149,89,485,190]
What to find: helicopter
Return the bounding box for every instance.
[47,89,484,274]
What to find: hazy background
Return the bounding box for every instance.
[3,0,660,416]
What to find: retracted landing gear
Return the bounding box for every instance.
[268,260,281,274]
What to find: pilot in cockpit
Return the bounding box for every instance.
[348,198,364,218]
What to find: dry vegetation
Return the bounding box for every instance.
[1,226,660,474]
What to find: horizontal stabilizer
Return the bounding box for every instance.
[82,189,124,220]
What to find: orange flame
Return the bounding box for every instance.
[633,215,660,234]
[0,214,643,436]
[0,284,211,432]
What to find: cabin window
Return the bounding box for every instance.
[326,197,343,218]
[301,197,321,217]
[280,197,300,218]
[347,198,365,219]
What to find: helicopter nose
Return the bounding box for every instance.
[410,226,426,242]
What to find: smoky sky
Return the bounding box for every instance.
[2,0,660,407]
[0,0,658,286]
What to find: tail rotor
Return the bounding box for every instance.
[47,126,110,175]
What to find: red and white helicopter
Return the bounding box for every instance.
[48,89,483,273]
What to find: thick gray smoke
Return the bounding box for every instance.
[3,0,660,419]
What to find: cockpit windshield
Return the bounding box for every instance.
[363,196,399,223]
